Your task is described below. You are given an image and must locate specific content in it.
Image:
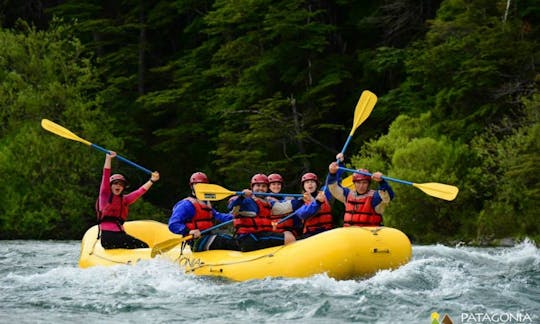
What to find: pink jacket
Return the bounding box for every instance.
[98,168,147,231]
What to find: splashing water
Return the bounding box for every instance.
[0,240,538,323]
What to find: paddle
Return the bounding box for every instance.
[194,183,303,201]
[338,167,459,201]
[338,90,378,159]
[341,175,354,189]
[276,206,303,225]
[275,186,331,226]
[150,220,234,257]
[41,119,152,174]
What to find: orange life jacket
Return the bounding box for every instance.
[269,210,298,235]
[184,197,215,231]
[266,196,298,234]
[303,198,333,234]
[343,190,382,226]
[234,198,273,234]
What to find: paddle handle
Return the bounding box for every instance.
[338,167,413,186]
[91,144,153,175]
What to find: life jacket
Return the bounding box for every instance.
[234,197,273,234]
[95,194,126,231]
[303,197,333,234]
[184,197,214,231]
[343,190,382,226]
[266,195,298,232]
[269,203,298,235]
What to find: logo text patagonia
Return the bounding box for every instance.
[461,312,533,323]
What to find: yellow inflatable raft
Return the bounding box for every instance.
[79,220,412,281]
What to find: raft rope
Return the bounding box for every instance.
[90,252,140,265]
[87,231,139,265]
[176,245,287,272]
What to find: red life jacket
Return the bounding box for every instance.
[234,198,273,234]
[96,194,127,231]
[303,197,333,234]
[269,208,297,235]
[184,197,214,231]
[343,190,382,226]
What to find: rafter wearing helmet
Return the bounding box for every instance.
[168,172,238,252]
[326,154,394,227]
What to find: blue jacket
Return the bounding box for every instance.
[293,189,333,221]
[168,196,233,235]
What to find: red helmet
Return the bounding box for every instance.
[301,172,318,184]
[268,173,284,184]
[190,172,209,185]
[353,169,371,182]
[250,174,269,187]
[109,174,128,186]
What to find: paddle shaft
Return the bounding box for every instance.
[229,191,303,198]
[41,119,153,175]
[339,136,354,157]
[276,209,300,225]
[201,219,233,235]
[91,144,152,175]
[254,192,303,198]
[180,219,234,242]
[338,167,412,185]
[150,219,234,257]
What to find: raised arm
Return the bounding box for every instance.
[327,161,349,203]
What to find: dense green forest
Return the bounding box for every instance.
[0,0,538,244]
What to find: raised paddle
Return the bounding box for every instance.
[41,119,152,174]
[194,183,303,201]
[338,90,378,159]
[150,220,234,257]
[338,166,459,201]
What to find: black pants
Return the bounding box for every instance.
[100,230,149,249]
[192,234,240,252]
[236,232,285,252]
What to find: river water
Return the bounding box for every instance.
[0,240,538,324]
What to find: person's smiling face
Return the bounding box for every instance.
[110,181,126,195]
[303,180,318,193]
[269,182,282,194]
[252,183,268,193]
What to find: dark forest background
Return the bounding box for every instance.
[1,0,538,244]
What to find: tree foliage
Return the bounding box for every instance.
[0,21,162,238]
[0,0,538,243]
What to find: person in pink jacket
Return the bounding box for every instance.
[96,151,160,249]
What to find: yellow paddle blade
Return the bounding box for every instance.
[350,90,377,136]
[194,183,237,201]
[412,182,459,201]
[41,119,92,146]
[342,175,355,189]
[151,236,191,257]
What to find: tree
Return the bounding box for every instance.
[0,21,162,238]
